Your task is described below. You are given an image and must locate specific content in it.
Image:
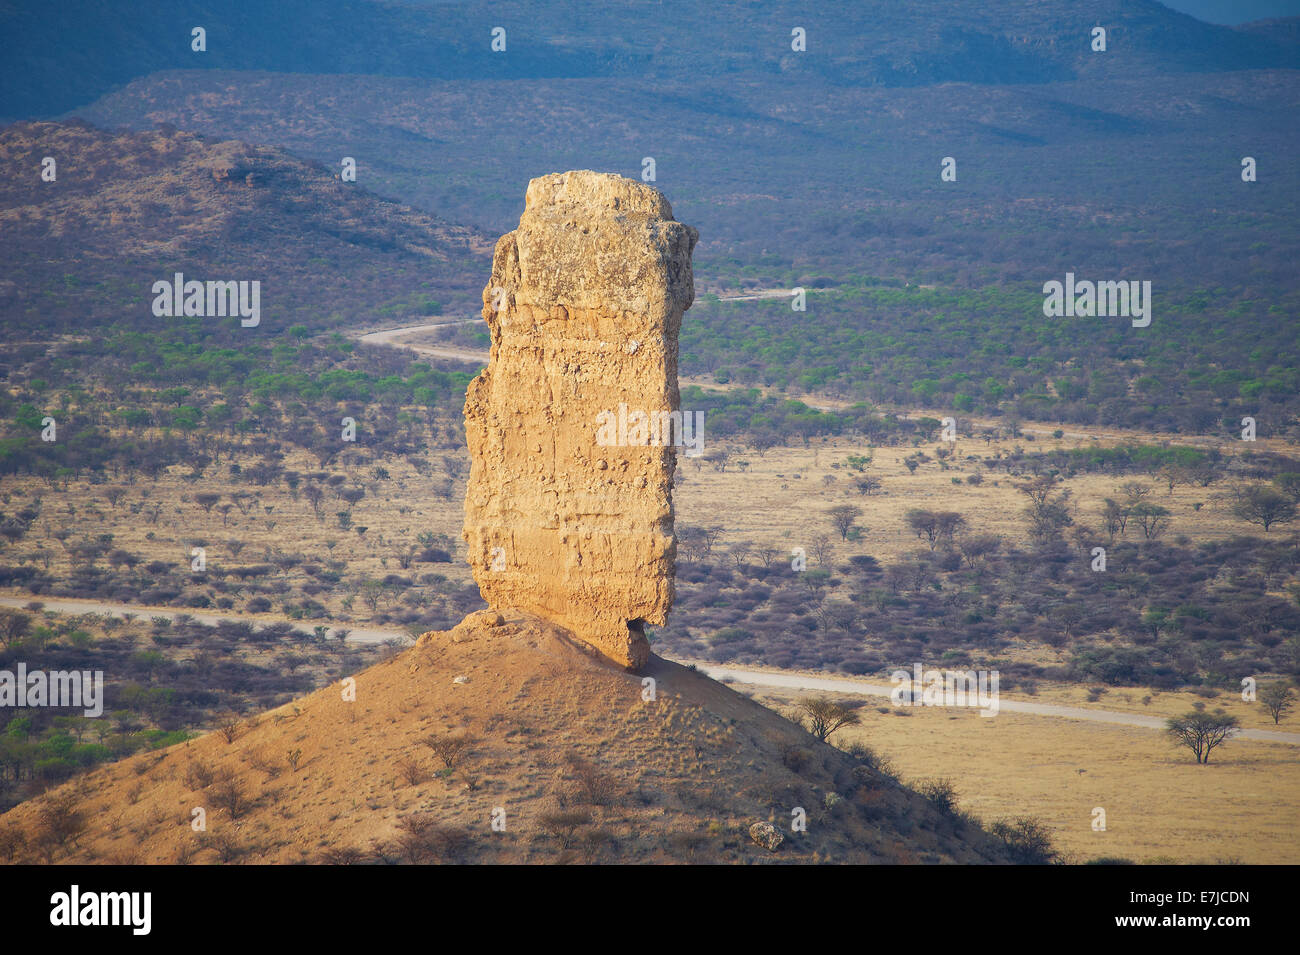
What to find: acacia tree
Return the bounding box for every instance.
[853,474,882,495]
[1233,486,1297,533]
[1099,498,1126,541]
[727,542,752,571]
[905,509,940,549]
[1130,502,1171,540]
[303,484,325,519]
[1049,603,1085,642]
[676,526,705,562]
[1165,709,1239,764]
[902,508,965,549]
[1273,472,1300,503]
[934,511,967,548]
[1260,682,1296,725]
[796,696,861,742]
[1159,464,1189,495]
[0,609,31,648]
[1019,481,1073,543]
[957,533,999,570]
[828,505,862,541]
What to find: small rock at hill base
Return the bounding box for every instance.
[749,822,784,851]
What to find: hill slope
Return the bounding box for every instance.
[0,610,1016,864]
[0,120,491,335]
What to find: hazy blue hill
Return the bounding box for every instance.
[68,68,1300,290]
[3,0,1297,119]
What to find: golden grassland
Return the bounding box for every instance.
[750,684,1300,865]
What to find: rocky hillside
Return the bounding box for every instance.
[0,121,491,336]
[0,611,1018,864]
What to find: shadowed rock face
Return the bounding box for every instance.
[462,170,698,669]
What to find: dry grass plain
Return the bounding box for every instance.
[6,423,1293,634]
[748,684,1300,865]
[673,426,1300,865]
[675,429,1298,565]
[2,443,480,631]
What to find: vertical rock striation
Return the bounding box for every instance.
[462,170,698,669]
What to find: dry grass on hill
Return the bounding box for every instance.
[0,610,1015,864]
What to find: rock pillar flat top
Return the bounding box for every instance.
[462,170,698,669]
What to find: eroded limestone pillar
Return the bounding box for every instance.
[462,170,697,669]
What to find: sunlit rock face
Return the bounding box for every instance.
[462,170,698,669]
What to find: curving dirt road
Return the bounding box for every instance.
[6,593,1295,745]
[354,291,803,369]
[354,299,1252,451]
[357,319,485,364]
[695,663,1300,745]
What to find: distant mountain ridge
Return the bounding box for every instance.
[2,0,1297,119]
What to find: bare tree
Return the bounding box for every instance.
[1018,480,1073,544]
[1120,482,1152,508]
[209,777,250,819]
[425,733,473,769]
[810,534,834,567]
[751,432,780,457]
[699,526,724,557]
[728,542,752,571]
